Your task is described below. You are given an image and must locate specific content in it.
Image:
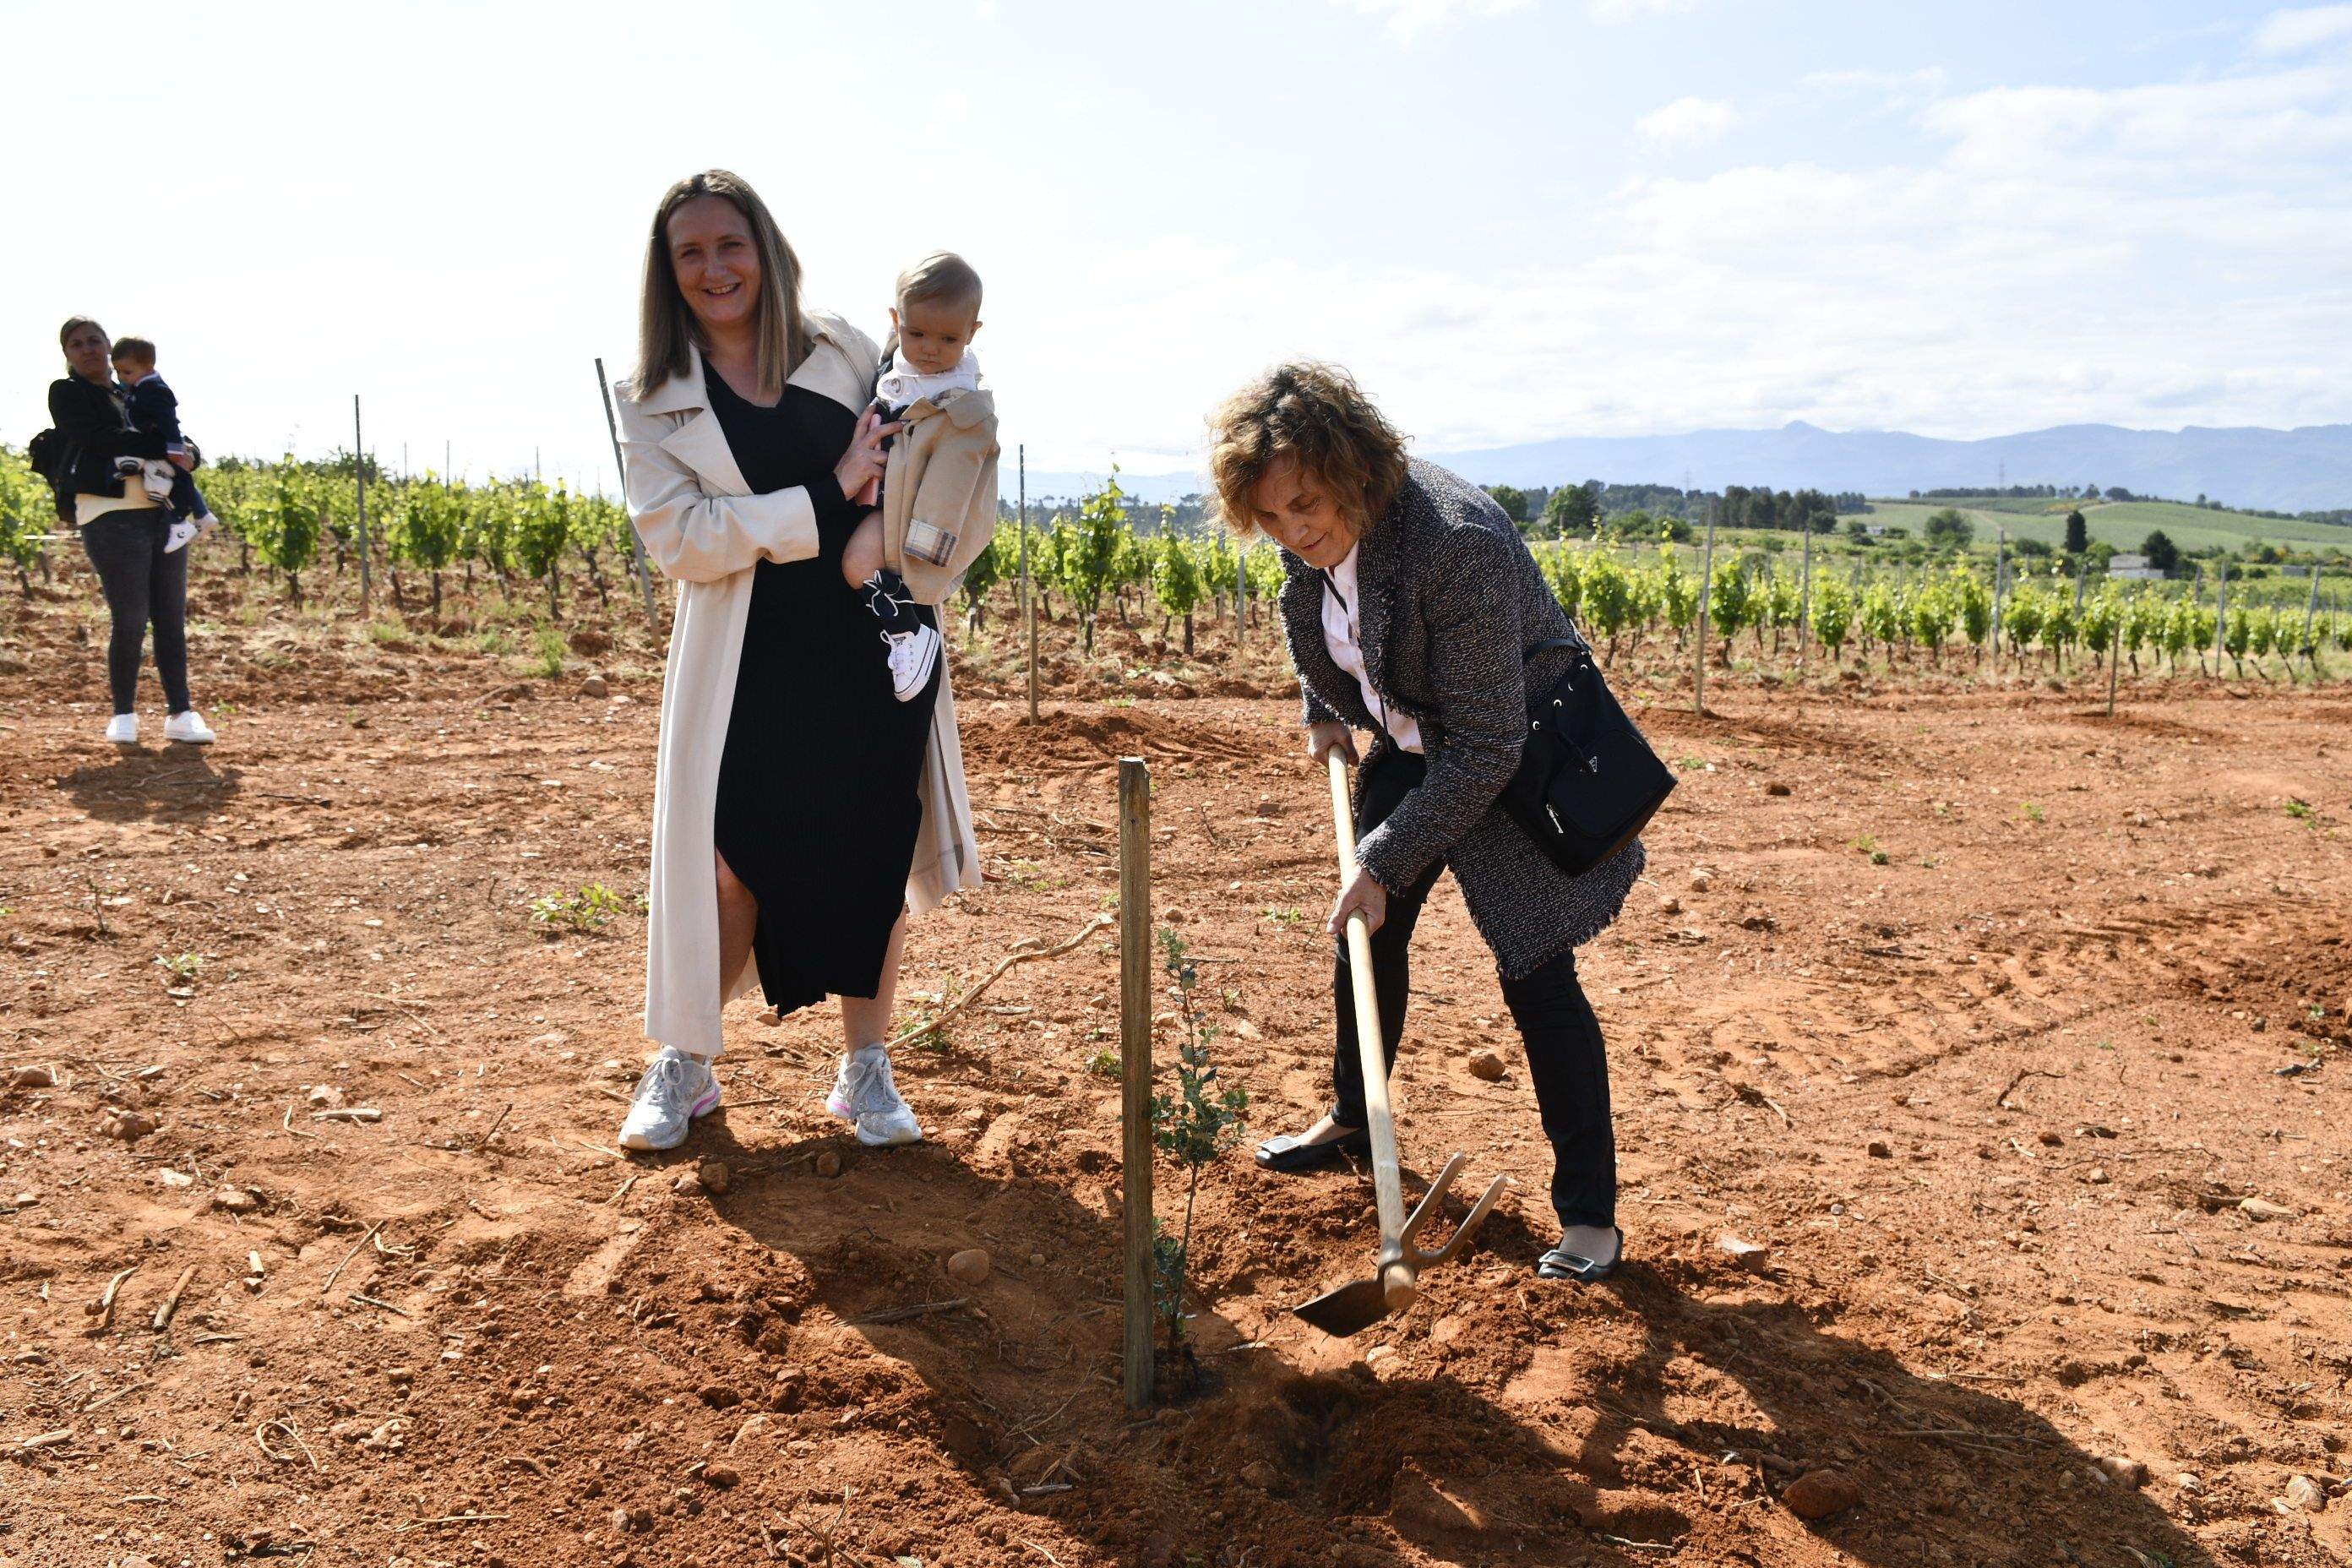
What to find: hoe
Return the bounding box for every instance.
[1293,751,1509,1337]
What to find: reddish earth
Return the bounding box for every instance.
[2,568,2349,1568]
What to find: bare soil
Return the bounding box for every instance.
[2,566,2349,1568]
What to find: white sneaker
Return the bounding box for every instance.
[826,1044,923,1146]
[163,519,198,554]
[105,713,139,744]
[618,1048,721,1152]
[884,624,940,702]
[163,709,215,744]
[193,512,220,541]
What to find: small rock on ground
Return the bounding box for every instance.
[2096,1456,2148,1488]
[946,1248,992,1285]
[1783,1469,1862,1520]
[1719,1234,1770,1270]
[1466,1051,1507,1082]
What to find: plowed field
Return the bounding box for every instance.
[3,582,2349,1568]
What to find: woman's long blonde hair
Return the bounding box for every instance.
[634,170,808,402]
[1206,362,1410,539]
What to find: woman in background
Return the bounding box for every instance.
[46,316,215,746]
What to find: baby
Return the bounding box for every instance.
[110,335,217,554]
[839,252,998,700]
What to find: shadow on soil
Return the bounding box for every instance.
[57,748,243,824]
[651,1110,2219,1568]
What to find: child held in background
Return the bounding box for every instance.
[836,253,999,700]
[109,336,217,554]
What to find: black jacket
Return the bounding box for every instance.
[45,375,169,498]
[123,375,185,448]
[1277,459,1642,975]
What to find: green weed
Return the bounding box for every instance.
[528,882,635,934]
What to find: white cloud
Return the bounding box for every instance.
[1332,0,1533,43]
[1636,95,1736,146]
[2252,4,2352,53]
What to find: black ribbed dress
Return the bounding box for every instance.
[704,368,941,1017]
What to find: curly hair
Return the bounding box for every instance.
[1206,362,1409,539]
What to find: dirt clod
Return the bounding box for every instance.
[1466,1052,1507,1082]
[211,1186,262,1214]
[946,1248,992,1285]
[814,1149,844,1179]
[2284,1474,2327,1512]
[2097,1456,2148,1488]
[696,1158,731,1195]
[1719,1234,1771,1270]
[100,1108,157,1141]
[1783,1469,1862,1520]
[9,1065,55,1089]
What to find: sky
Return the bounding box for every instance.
[4,0,2349,492]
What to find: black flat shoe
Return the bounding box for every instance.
[1253,1126,1370,1173]
[1538,1227,1624,1282]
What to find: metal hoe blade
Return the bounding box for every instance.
[1292,753,1511,1337]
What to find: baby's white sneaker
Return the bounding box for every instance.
[826,1044,923,1146]
[884,624,940,701]
[163,519,199,553]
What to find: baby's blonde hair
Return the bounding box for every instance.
[896,251,982,318]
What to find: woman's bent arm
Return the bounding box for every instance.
[1352,525,1527,892]
[48,381,170,461]
[617,403,820,584]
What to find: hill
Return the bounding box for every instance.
[1424,420,2352,515]
[1865,498,2350,555]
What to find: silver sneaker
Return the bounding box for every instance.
[618,1048,721,1152]
[884,625,940,701]
[825,1045,923,1146]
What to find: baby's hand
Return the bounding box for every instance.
[841,511,885,589]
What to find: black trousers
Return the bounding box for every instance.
[80,510,193,716]
[1330,749,1618,1231]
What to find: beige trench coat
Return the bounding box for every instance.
[615,313,983,1058]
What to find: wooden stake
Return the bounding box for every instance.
[1799,517,1813,678]
[2106,611,2121,717]
[1695,508,1718,715]
[1117,758,1155,1410]
[1991,528,2006,673]
[594,357,662,629]
[1021,445,1038,722]
[2300,564,2322,677]
[353,396,373,615]
[2213,568,2229,671]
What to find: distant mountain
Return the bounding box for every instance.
[1422,421,2352,514]
[1003,469,1203,509]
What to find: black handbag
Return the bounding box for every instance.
[1497,634,1675,876]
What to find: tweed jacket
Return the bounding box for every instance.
[1278,459,1643,977]
[614,316,983,1057]
[876,384,999,607]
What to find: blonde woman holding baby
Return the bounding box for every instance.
[610,169,997,1153]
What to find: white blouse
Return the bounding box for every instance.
[1320,545,1424,755]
